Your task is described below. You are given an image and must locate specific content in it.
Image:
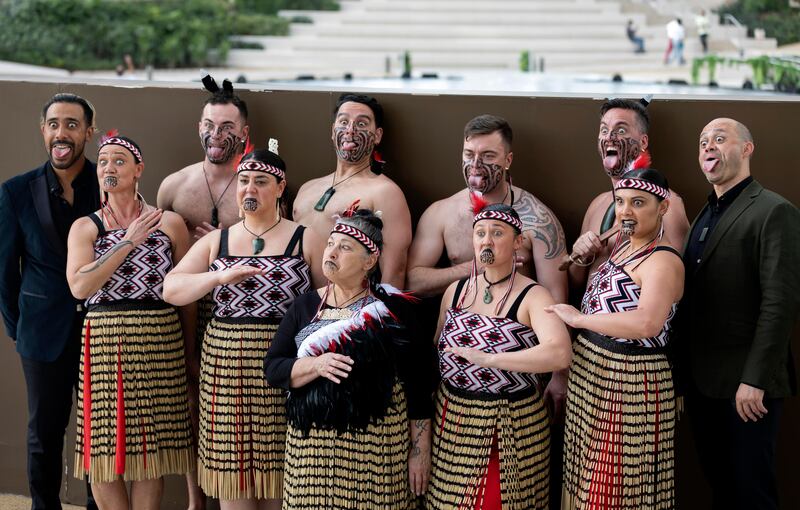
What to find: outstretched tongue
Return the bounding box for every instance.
[468,175,485,191]
[53,146,71,159]
[702,159,718,172]
[207,147,224,160]
[603,154,619,171]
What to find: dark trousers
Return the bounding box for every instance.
[19,320,82,510]
[688,389,783,510]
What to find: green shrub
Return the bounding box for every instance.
[718,0,800,45]
[0,0,236,70]
[235,0,339,14]
[233,13,290,36]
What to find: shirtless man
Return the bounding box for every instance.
[568,98,689,290]
[293,93,411,288]
[156,80,249,510]
[158,84,249,241]
[406,114,567,303]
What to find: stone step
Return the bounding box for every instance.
[340,0,618,13]
[286,22,646,38]
[279,11,625,25]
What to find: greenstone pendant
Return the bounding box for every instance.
[314,187,336,211]
[483,287,493,304]
[253,237,265,255]
[211,207,219,228]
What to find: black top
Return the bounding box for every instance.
[685,176,753,274]
[264,290,436,420]
[219,224,305,258]
[452,278,537,320]
[45,161,99,245]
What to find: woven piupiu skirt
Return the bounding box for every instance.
[74,302,194,483]
[561,331,676,510]
[197,318,285,500]
[283,382,413,510]
[426,383,551,510]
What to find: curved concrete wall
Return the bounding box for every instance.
[0,79,797,507]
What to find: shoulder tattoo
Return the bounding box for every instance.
[514,191,566,259]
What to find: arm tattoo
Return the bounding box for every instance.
[410,419,428,457]
[514,191,566,259]
[79,240,133,273]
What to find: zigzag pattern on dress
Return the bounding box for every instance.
[88,230,172,305]
[210,255,311,319]
[438,308,539,394]
[581,262,675,348]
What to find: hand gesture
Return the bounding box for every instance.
[194,222,221,241]
[216,265,266,286]
[544,303,583,328]
[123,208,162,247]
[444,345,492,368]
[313,352,354,384]
[571,231,603,264]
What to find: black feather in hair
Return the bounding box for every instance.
[201,70,219,93]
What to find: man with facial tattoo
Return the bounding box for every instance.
[407,115,569,463]
[157,79,250,510]
[293,93,411,289]
[567,98,689,292]
[0,93,100,509]
[408,114,567,302]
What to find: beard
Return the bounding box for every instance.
[49,139,84,170]
[334,126,375,163]
[463,158,504,194]
[201,131,241,164]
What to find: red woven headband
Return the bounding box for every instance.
[237,160,285,180]
[615,178,670,200]
[99,137,142,163]
[332,222,380,254]
[473,210,522,232]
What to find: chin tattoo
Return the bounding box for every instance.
[463,157,504,194]
[242,198,259,212]
[103,176,118,189]
[479,249,495,265]
[621,220,636,236]
[334,126,375,163]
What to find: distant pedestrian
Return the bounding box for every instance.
[696,10,711,54]
[626,20,646,54]
[665,18,686,65]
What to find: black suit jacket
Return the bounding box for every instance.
[678,179,800,399]
[0,160,99,362]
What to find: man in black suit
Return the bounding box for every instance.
[0,94,99,509]
[680,117,800,509]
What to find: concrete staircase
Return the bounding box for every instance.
[226,0,778,81]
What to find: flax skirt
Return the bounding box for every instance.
[426,383,551,510]
[561,332,676,510]
[198,318,285,500]
[283,382,414,510]
[74,302,193,483]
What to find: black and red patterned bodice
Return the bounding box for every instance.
[209,226,311,321]
[87,229,173,306]
[438,306,540,395]
[581,247,677,348]
[210,256,311,321]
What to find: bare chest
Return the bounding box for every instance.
[171,179,240,233]
[293,179,380,234]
